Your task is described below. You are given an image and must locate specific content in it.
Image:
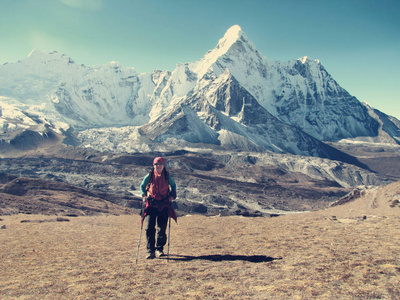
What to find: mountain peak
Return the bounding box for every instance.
[28,49,60,59]
[26,49,75,65]
[216,25,247,51]
[191,25,256,78]
[298,56,320,64]
[223,25,244,40]
[28,49,48,57]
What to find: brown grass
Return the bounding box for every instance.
[1,182,400,299]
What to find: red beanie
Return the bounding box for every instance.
[153,157,165,166]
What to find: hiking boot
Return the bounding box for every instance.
[146,252,155,259]
[155,250,165,258]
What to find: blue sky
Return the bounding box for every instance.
[1,0,399,119]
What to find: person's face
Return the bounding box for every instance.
[154,163,164,173]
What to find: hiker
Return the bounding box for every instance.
[140,156,177,259]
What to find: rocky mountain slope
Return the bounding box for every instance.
[139,69,370,165]
[0,142,394,218]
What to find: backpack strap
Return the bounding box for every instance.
[145,169,154,192]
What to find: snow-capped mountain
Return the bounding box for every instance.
[1,25,399,159]
[186,25,382,142]
[0,96,73,152]
[139,68,366,166]
[0,50,152,128]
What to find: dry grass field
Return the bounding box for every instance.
[1,181,400,299]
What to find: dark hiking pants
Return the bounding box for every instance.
[144,206,169,254]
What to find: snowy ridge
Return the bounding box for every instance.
[1,25,399,158]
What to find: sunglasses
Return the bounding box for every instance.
[154,163,164,166]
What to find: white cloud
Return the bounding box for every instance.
[60,0,103,10]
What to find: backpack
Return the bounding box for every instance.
[146,168,170,197]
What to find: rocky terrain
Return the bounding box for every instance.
[0,175,133,216]
[329,141,400,181]
[1,138,397,218]
[1,180,399,299]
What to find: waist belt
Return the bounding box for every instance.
[146,196,169,209]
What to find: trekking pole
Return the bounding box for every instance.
[135,222,143,264]
[167,216,171,261]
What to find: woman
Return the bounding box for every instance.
[140,157,177,259]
